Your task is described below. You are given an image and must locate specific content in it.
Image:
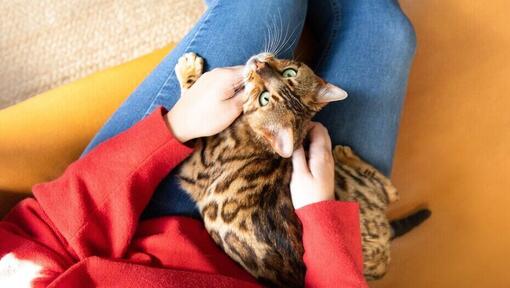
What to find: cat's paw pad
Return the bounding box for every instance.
[175,52,204,89]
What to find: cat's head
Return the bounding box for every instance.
[242,53,347,158]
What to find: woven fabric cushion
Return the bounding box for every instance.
[0,0,205,109]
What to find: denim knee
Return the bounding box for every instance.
[380,7,417,62]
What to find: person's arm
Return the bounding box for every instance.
[32,107,193,259]
[30,65,246,260]
[296,201,366,288]
[0,107,192,286]
[290,123,368,288]
[0,67,245,286]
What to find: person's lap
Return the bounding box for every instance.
[82,0,307,218]
[308,0,416,176]
[82,0,415,218]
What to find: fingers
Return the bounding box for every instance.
[307,122,334,176]
[208,66,244,100]
[229,88,245,112]
[226,67,245,100]
[308,122,332,151]
[214,66,245,111]
[292,146,310,175]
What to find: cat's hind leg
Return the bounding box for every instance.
[333,145,399,203]
[175,52,204,92]
[333,145,373,175]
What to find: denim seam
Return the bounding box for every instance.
[315,0,341,71]
[141,1,220,117]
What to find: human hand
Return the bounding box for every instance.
[290,122,335,209]
[165,66,244,142]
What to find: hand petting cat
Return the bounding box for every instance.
[166,62,336,210]
[165,66,245,143]
[290,122,336,209]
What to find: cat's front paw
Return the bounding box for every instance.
[175,52,204,90]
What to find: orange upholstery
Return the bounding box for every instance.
[372,0,510,287]
[0,45,173,216]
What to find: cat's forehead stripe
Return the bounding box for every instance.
[278,86,312,115]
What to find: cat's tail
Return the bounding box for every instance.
[390,208,431,240]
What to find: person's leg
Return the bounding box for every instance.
[82,0,307,218]
[308,0,416,176]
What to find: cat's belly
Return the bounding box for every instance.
[179,150,305,286]
[199,191,305,287]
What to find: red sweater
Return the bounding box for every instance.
[0,108,367,288]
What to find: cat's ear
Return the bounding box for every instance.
[262,127,294,158]
[316,83,348,103]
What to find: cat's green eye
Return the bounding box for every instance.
[282,68,297,78]
[259,91,270,106]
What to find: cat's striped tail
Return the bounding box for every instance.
[390,209,431,240]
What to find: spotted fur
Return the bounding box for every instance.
[174,52,428,286]
[175,52,346,287]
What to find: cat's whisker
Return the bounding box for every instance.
[284,26,301,57]
[275,20,290,57]
[271,10,279,55]
[275,9,299,58]
[262,22,268,53]
[278,23,300,58]
[269,13,277,54]
[275,9,285,57]
[266,13,273,53]
[266,12,276,54]
[263,16,273,53]
[267,10,281,56]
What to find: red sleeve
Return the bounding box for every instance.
[296,200,368,288]
[31,107,193,259]
[0,107,193,284]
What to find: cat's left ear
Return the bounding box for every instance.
[316,83,348,103]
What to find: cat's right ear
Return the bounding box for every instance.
[316,83,348,103]
[261,127,294,158]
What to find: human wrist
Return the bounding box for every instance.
[165,109,192,143]
[293,194,334,210]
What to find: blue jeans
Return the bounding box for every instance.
[82,0,416,219]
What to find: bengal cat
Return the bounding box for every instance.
[175,51,345,287]
[175,52,430,286]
